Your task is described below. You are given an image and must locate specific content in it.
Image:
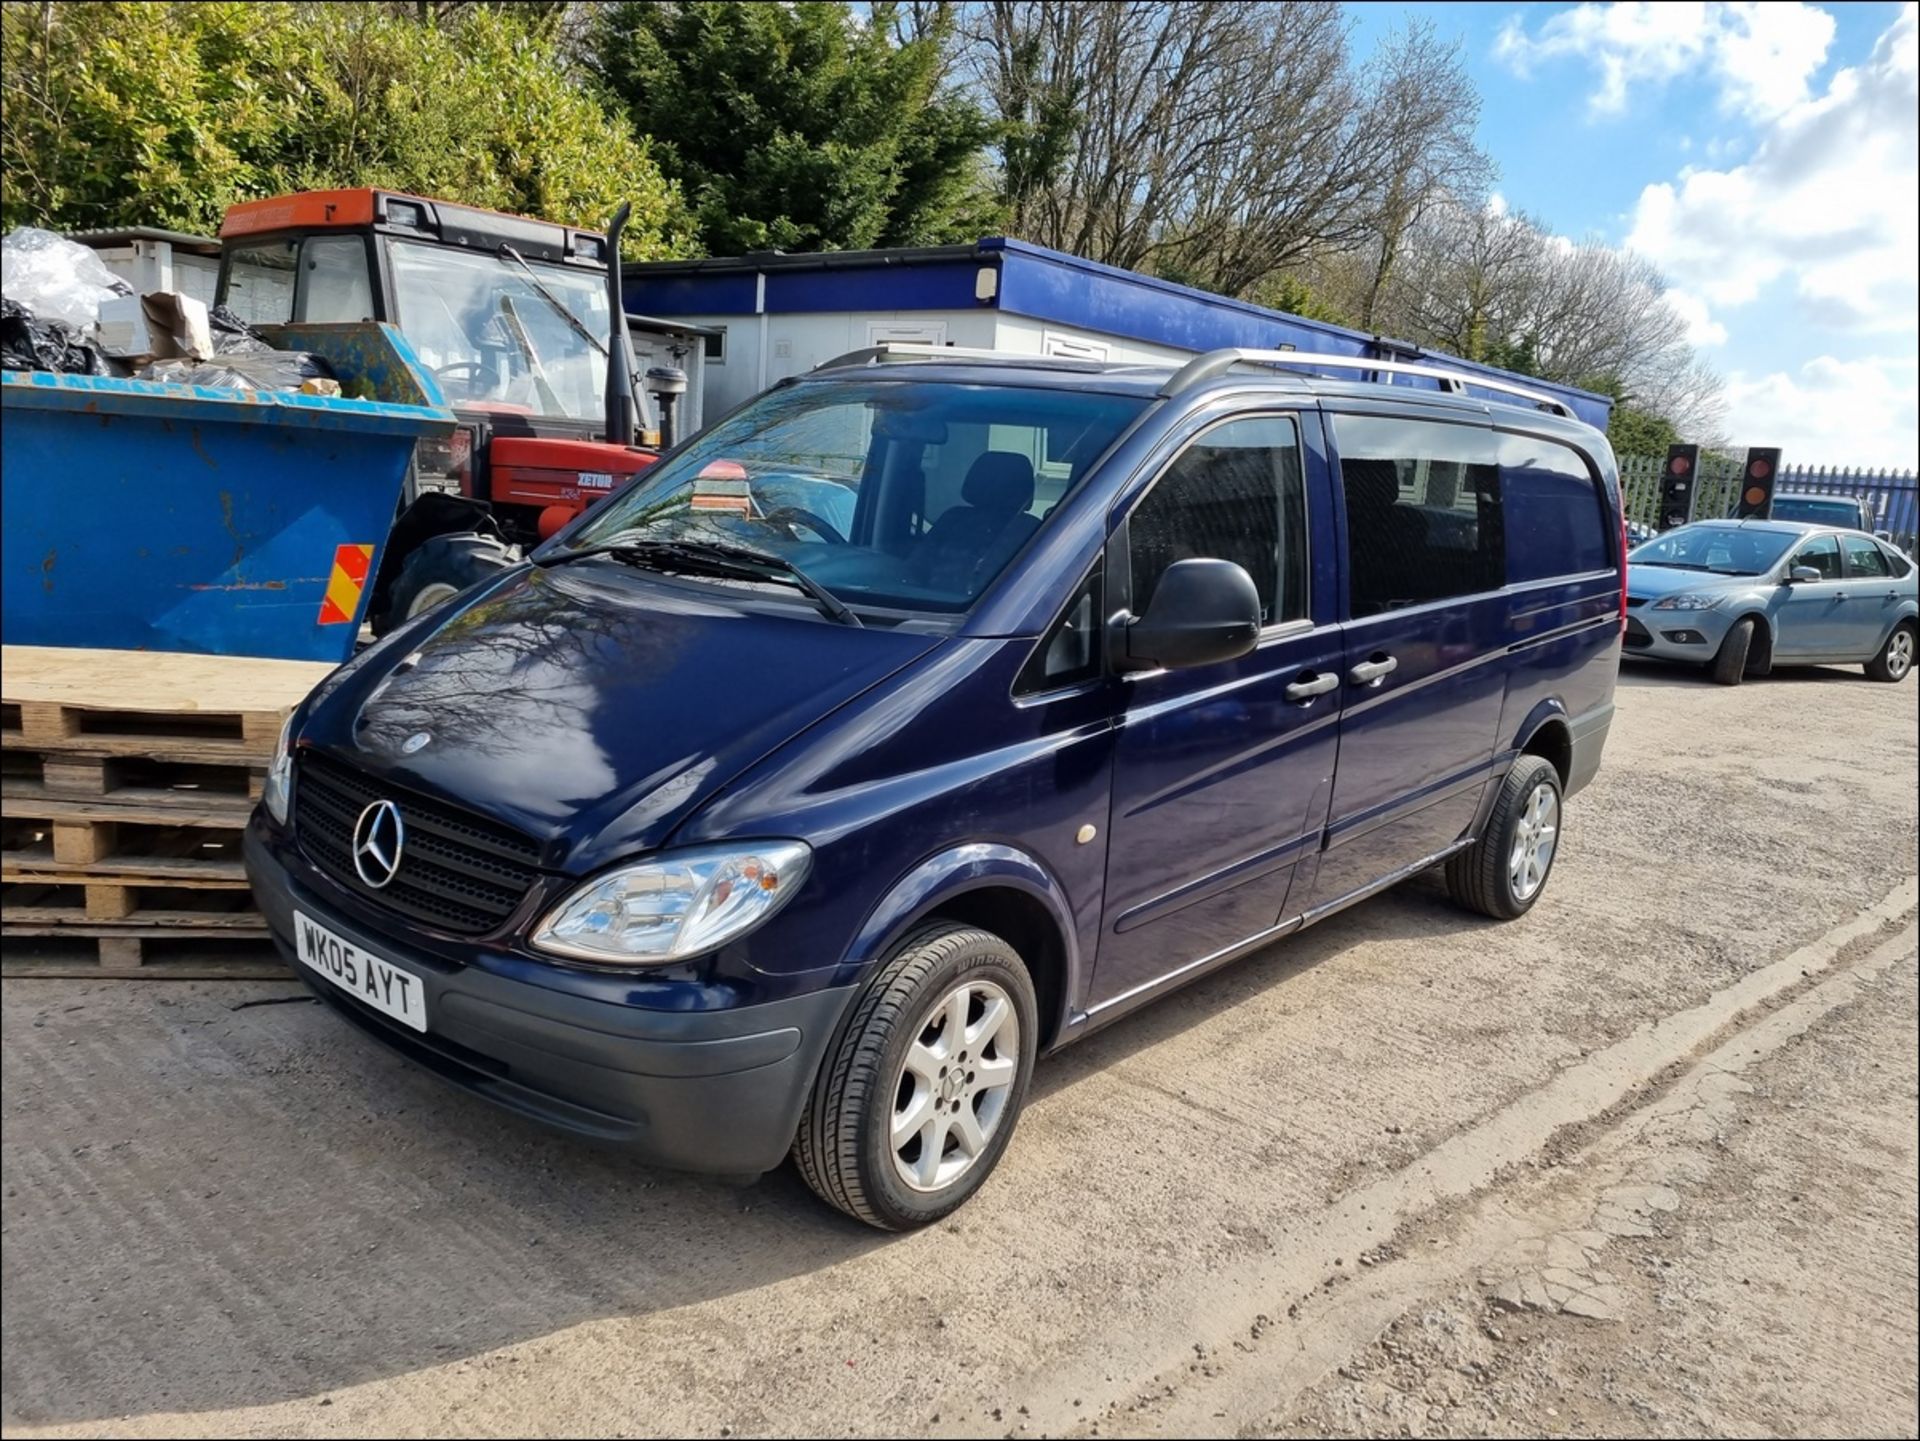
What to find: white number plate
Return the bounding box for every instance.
[294,909,428,1032]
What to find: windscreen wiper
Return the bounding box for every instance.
[499,245,607,358]
[544,538,862,627]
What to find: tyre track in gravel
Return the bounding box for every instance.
[1114,919,1919,1438]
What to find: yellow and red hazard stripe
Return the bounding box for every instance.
[317,543,375,626]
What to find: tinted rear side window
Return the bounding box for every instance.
[1500,433,1611,582]
[1335,415,1502,616]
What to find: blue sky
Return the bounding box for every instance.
[1349,1,1918,467]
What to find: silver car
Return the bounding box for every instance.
[1625,519,1918,685]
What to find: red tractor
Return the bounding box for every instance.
[213,189,707,630]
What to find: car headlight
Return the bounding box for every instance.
[263,711,296,825]
[531,841,813,964]
[1651,593,1725,611]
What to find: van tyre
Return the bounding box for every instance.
[1708,617,1756,686]
[1865,621,1915,683]
[388,532,519,625]
[1446,755,1563,921]
[793,924,1037,1231]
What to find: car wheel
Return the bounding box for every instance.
[1708,617,1755,686]
[793,924,1037,1231]
[1865,621,1916,683]
[1445,755,1563,921]
[386,532,519,626]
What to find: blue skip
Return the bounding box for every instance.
[2,323,451,664]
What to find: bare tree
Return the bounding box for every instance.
[960,1,1487,298]
[1344,194,1725,438]
[1348,22,1493,329]
[1365,198,1545,358]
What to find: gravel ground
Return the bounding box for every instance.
[1268,930,1919,1441]
[2,657,1916,1438]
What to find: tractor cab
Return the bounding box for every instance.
[213,189,711,627]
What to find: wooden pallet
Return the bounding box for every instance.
[1,878,282,976]
[1,645,332,749]
[2,876,264,926]
[1,646,331,977]
[3,802,248,883]
[5,747,268,803]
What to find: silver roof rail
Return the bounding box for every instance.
[1161,348,1577,418]
[813,341,1063,371]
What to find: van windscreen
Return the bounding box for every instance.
[567,380,1146,614]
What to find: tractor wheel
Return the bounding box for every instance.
[385,532,520,627]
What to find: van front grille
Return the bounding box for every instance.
[293,751,542,934]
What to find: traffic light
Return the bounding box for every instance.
[1658,444,1699,531]
[1733,447,1782,519]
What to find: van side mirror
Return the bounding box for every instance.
[1114,558,1261,672]
[1787,565,1822,584]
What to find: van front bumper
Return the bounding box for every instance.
[243,823,853,1175]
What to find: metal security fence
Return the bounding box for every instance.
[1619,454,1919,552]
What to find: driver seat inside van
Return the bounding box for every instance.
[918,451,1040,595]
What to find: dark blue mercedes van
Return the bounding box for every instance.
[244,346,1623,1229]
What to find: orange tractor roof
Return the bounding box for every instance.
[220,189,382,237]
[220,189,580,242]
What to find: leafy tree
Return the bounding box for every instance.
[592,1,999,254]
[1241,273,1353,328]
[1482,332,1540,377]
[1,2,691,257]
[1608,405,1681,460]
[1587,376,1682,459]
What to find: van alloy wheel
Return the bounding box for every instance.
[793,924,1037,1230]
[890,978,1021,1192]
[1508,783,1560,903]
[1445,754,1563,920]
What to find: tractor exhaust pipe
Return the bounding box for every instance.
[603,202,637,448]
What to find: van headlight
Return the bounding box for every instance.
[531,841,813,964]
[263,712,296,825]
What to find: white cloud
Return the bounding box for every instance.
[1496,2,1837,119]
[1722,355,1920,469]
[1625,3,1918,333]
[1667,288,1729,347]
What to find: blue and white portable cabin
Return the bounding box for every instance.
[622,236,1612,434]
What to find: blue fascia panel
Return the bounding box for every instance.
[764,261,986,314]
[623,271,763,318]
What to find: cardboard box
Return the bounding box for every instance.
[97,291,214,362]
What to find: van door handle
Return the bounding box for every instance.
[1348,654,1398,686]
[1284,671,1340,702]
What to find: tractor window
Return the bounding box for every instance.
[387,239,611,423]
[300,237,374,323]
[223,240,298,325]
